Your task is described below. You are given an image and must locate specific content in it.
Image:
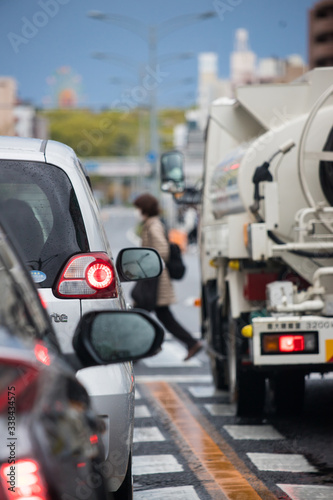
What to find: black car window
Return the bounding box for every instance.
[0,160,89,287]
[0,251,45,345]
[0,227,61,353]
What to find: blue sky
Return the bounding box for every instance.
[0,0,316,109]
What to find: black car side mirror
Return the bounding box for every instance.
[116,247,163,282]
[160,150,185,193]
[72,309,164,366]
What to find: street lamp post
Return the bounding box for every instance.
[88,10,217,194]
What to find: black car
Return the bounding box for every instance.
[0,222,164,500]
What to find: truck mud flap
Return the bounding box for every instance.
[203,280,225,358]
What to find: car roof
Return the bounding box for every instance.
[0,136,78,173]
[0,136,45,161]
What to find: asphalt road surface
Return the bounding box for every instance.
[102,205,333,500]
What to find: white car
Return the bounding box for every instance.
[0,136,162,499]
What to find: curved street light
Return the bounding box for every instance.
[88,10,217,194]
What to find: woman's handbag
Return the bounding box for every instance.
[131,277,159,312]
[166,242,186,280]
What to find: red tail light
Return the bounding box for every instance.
[279,335,304,353]
[0,459,49,499]
[34,344,51,366]
[54,253,117,299]
[38,293,47,309]
[0,359,39,413]
[90,434,98,444]
[262,332,317,354]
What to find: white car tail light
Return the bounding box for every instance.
[1,459,49,499]
[54,253,117,299]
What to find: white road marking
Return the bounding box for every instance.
[135,389,142,400]
[135,375,213,383]
[308,372,333,380]
[134,405,151,418]
[163,332,201,341]
[224,425,284,440]
[188,385,227,398]
[183,297,199,307]
[205,403,236,416]
[134,486,201,499]
[142,341,202,367]
[277,484,333,500]
[101,206,136,217]
[126,227,141,247]
[133,426,165,443]
[247,453,317,473]
[133,455,184,475]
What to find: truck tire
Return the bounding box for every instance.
[274,372,305,416]
[211,357,229,390]
[237,369,266,417]
[229,309,266,417]
[204,283,230,391]
[211,305,230,391]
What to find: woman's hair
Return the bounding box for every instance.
[134,193,160,217]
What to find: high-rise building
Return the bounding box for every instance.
[197,53,231,130]
[0,77,16,136]
[309,0,333,68]
[230,29,256,87]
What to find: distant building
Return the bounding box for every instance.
[257,57,286,82]
[0,77,17,136]
[309,0,333,68]
[197,53,232,130]
[230,29,256,87]
[14,103,49,139]
[257,54,308,83]
[179,27,308,151]
[282,55,308,82]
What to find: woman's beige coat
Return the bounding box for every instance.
[141,216,176,306]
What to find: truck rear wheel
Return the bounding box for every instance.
[211,357,229,390]
[228,310,266,417]
[237,369,266,417]
[274,372,305,416]
[204,285,230,391]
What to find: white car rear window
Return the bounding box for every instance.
[0,160,89,287]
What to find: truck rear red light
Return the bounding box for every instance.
[262,332,318,354]
[54,253,117,299]
[1,459,49,499]
[279,335,304,352]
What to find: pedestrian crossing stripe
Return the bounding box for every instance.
[133,455,184,475]
[134,405,151,418]
[133,426,165,443]
[326,339,333,362]
[134,486,200,499]
[247,453,317,473]
[145,381,276,500]
[277,483,333,500]
[224,425,284,441]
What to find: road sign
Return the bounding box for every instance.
[146,151,157,164]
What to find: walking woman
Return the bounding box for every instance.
[133,193,203,361]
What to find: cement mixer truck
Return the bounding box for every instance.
[160,67,333,416]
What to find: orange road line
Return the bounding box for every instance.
[145,381,271,500]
